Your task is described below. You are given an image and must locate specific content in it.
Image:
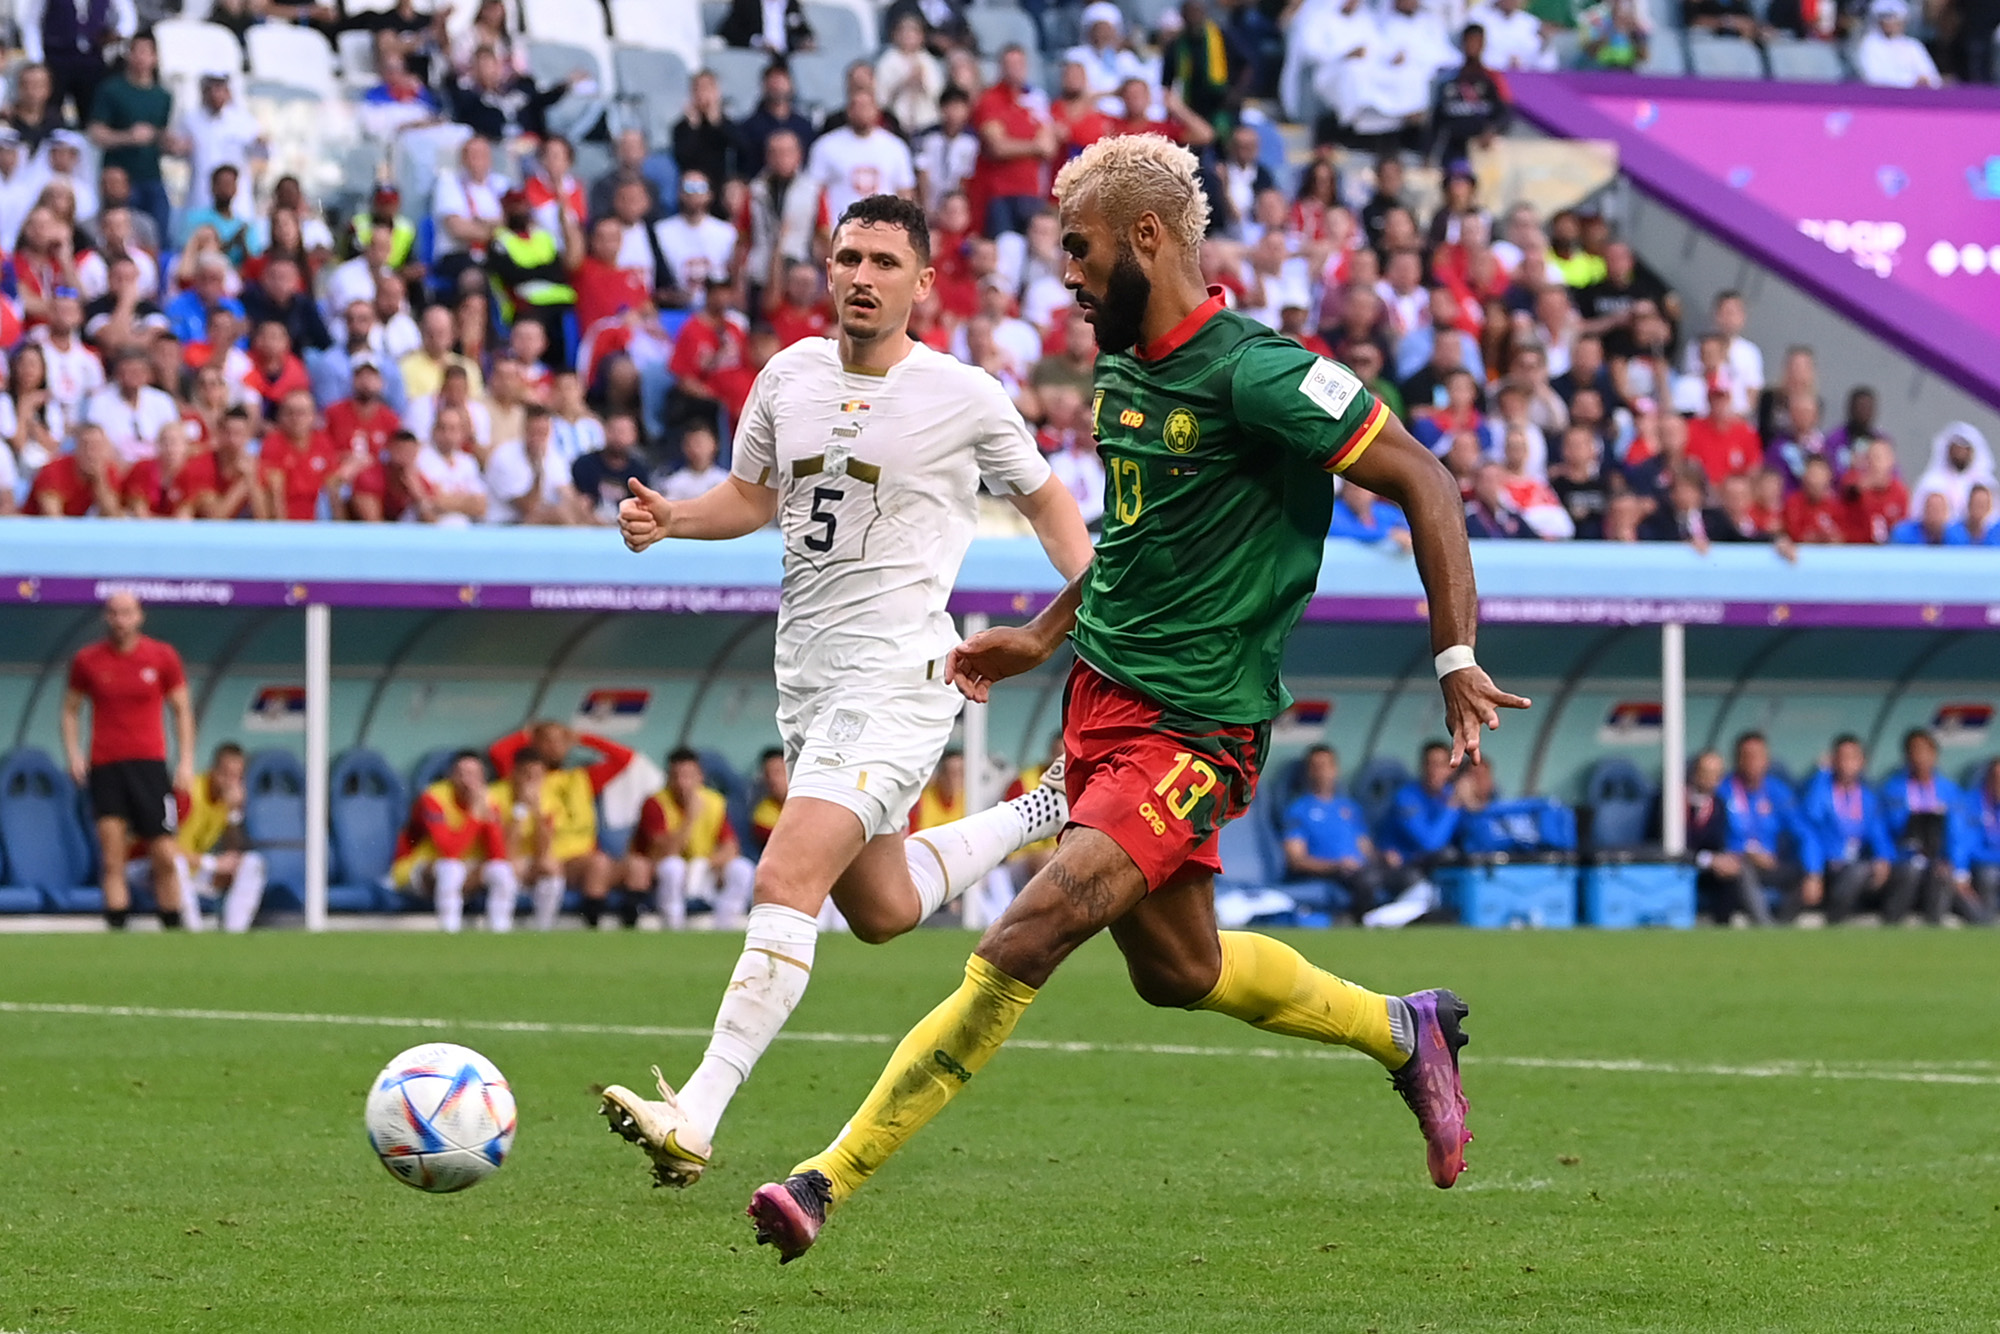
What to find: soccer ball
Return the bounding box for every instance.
[364,1042,517,1193]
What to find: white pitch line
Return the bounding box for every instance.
[3,1001,1998,1088]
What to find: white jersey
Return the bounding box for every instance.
[731,337,1052,693]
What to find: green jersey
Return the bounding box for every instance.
[1072,294,1390,726]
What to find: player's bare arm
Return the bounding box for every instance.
[947,565,1089,702]
[619,474,778,551]
[1340,418,1532,767]
[1005,475,1095,581]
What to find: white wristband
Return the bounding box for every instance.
[1433,645,1477,680]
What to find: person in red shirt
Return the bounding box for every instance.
[971,46,1058,236]
[349,428,440,522]
[571,216,651,332]
[33,424,126,516]
[1782,455,1849,544]
[764,260,833,347]
[1103,77,1217,149]
[200,408,269,519]
[122,422,215,518]
[1049,58,1112,161]
[261,390,345,521]
[324,358,403,461]
[61,592,198,929]
[667,277,753,435]
[930,194,980,317]
[1842,438,1910,544]
[390,750,516,933]
[239,320,312,419]
[1684,385,1760,485]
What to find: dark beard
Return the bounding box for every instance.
[1090,242,1152,355]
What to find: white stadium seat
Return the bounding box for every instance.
[246,23,341,101]
[608,0,705,70]
[153,19,245,83]
[520,0,614,96]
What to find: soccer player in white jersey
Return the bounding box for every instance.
[601,194,1094,1188]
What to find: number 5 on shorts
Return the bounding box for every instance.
[1153,751,1217,821]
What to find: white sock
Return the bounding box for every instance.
[432,860,467,933]
[483,861,518,932]
[531,874,564,930]
[656,857,689,929]
[905,784,1064,919]
[222,852,265,933]
[675,902,819,1141]
[717,857,755,927]
[175,856,205,933]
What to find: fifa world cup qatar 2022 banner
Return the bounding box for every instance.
[1509,75,2000,407]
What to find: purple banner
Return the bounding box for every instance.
[11,573,2000,629]
[1508,74,2000,410]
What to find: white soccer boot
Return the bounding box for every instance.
[599,1066,713,1188]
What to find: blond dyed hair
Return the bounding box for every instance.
[1053,133,1210,253]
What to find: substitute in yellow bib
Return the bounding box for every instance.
[491,752,569,931]
[629,748,754,929]
[174,742,267,933]
[489,721,630,927]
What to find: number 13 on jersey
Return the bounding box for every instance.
[1107,457,1143,525]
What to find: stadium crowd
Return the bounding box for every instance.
[0,0,1989,549]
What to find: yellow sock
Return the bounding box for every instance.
[794,954,1036,1204]
[1191,931,1408,1069]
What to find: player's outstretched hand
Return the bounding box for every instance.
[1442,666,1532,769]
[947,625,1059,703]
[619,478,671,553]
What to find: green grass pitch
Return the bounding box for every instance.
[2,927,1996,1333]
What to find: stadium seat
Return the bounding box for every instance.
[329,749,406,912]
[1215,797,1283,892]
[704,46,773,118]
[1765,37,1846,80]
[245,749,309,912]
[1685,31,1767,78]
[1639,31,1689,74]
[1123,0,1183,35]
[701,0,729,37]
[0,749,94,911]
[245,23,340,100]
[1348,755,1412,828]
[803,1,872,62]
[521,0,614,91]
[337,28,379,90]
[614,45,693,140]
[608,0,705,68]
[966,4,1042,55]
[528,37,606,91]
[1582,757,1655,853]
[788,50,850,116]
[153,20,245,85]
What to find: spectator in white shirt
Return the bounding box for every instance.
[1467,0,1556,69]
[1349,0,1457,135]
[1680,289,1765,402]
[42,130,100,229]
[35,291,106,422]
[914,88,981,214]
[655,422,731,500]
[1064,2,1153,103]
[416,403,490,525]
[1857,0,1942,85]
[372,275,423,363]
[430,135,510,286]
[324,227,394,327]
[176,73,267,227]
[807,88,917,222]
[84,348,177,463]
[407,364,496,463]
[548,369,604,469]
[1042,387,1106,528]
[76,206,159,301]
[655,172,738,309]
[877,15,947,133]
[951,277,1042,376]
[0,129,42,253]
[485,403,578,524]
[1241,232,1314,329]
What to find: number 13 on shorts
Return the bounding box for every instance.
[1140,750,1218,834]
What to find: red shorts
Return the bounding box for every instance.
[1060,661,1269,891]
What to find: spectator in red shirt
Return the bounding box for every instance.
[240,321,313,420]
[1842,438,1910,543]
[667,277,753,436]
[1782,455,1849,544]
[261,390,343,521]
[201,408,268,520]
[1104,77,1216,149]
[971,45,1058,236]
[324,358,404,460]
[122,422,214,519]
[1685,384,1760,485]
[61,592,198,929]
[1049,58,1111,158]
[572,215,650,332]
[765,261,833,346]
[350,429,441,523]
[33,424,125,516]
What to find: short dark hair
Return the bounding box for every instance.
[940,85,969,107]
[514,751,549,772]
[223,405,252,424]
[834,194,931,265]
[1305,744,1336,761]
[1832,733,1862,750]
[1904,727,1937,752]
[759,746,784,765]
[1421,740,1451,761]
[524,403,551,422]
[1734,730,1766,751]
[211,741,245,764]
[1462,20,1485,36]
[450,749,488,775]
[667,747,702,768]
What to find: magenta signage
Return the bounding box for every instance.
[1579,88,2000,339]
[1509,74,2000,411]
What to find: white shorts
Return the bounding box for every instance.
[777,672,964,839]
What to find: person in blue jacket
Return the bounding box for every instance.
[1326,480,1413,549]
[1798,735,1897,923]
[1879,727,1985,923]
[1961,759,2000,920]
[1377,740,1461,875]
[1279,745,1384,920]
[1716,731,1819,924]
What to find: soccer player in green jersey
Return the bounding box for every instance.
[746,135,1532,1262]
